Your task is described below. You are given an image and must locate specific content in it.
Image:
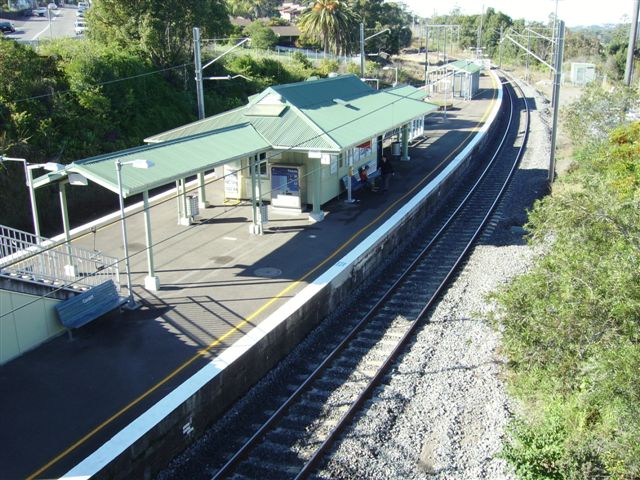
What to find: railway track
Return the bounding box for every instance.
[204,74,529,480]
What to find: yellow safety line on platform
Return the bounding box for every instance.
[29,75,499,480]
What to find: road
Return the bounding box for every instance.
[1,5,80,43]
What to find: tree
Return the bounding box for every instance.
[88,0,231,69]
[349,0,412,55]
[245,20,278,49]
[226,0,279,19]
[297,0,359,55]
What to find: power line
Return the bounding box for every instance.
[10,62,194,104]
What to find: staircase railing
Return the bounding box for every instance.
[0,224,120,292]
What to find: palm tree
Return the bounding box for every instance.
[298,0,359,55]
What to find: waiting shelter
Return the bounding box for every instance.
[30,75,436,291]
[427,59,482,101]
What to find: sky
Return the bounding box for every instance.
[402,0,636,27]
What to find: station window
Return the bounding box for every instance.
[258,152,267,176]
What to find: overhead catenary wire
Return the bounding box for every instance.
[10,62,195,104]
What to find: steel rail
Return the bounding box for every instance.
[211,73,529,480]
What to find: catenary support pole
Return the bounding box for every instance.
[192,27,209,208]
[360,22,365,78]
[624,0,640,86]
[549,20,565,184]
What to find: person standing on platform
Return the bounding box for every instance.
[380,155,394,192]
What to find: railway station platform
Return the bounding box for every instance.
[0,73,502,480]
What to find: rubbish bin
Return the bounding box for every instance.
[391,141,401,157]
[258,204,268,224]
[186,195,199,218]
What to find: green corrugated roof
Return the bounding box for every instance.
[297,86,437,148]
[450,60,482,74]
[270,74,372,108]
[387,84,428,101]
[250,107,337,150]
[39,124,270,197]
[144,75,436,152]
[144,106,247,143]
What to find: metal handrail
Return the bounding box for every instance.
[0,224,120,291]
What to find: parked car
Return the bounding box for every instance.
[74,20,86,35]
[78,1,89,8]
[76,9,84,17]
[0,21,16,33]
[47,2,58,9]
[33,6,48,16]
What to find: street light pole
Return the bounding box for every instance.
[115,158,153,310]
[360,24,390,79]
[383,66,398,86]
[0,156,63,240]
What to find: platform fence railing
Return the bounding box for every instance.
[0,224,120,292]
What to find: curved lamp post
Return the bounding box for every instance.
[0,156,64,240]
[382,66,398,87]
[115,158,154,310]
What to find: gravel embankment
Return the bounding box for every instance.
[317,79,552,480]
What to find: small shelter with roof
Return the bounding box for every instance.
[427,60,482,101]
[449,60,481,100]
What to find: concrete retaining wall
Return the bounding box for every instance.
[68,72,505,480]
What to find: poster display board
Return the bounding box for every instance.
[223,164,240,199]
[270,165,303,212]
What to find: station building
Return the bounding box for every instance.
[144,74,437,221]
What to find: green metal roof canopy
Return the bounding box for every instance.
[34,124,270,197]
[297,86,437,148]
[145,75,437,151]
[449,60,482,74]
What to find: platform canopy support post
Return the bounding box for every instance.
[142,191,160,291]
[249,155,262,235]
[59,181,77,278]
[401,124,410,161]
[309,158,324,222]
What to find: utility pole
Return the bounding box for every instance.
[424,24,429,88]
[477,4,484,59]
[194,27,205,121]
[624,0,640,86]
[548,20,565,184]
[443,26,447,64]
[360,22,365,78]
[499,25,504,69]
[502,20,565,185]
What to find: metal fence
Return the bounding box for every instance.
[0,224,120,292]
[205,43,358,66]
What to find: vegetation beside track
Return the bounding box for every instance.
[491,84,640,479]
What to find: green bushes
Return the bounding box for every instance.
[492,121,640,478]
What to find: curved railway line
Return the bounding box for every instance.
[165,73,530,480]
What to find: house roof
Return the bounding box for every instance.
[270,25,301,37]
